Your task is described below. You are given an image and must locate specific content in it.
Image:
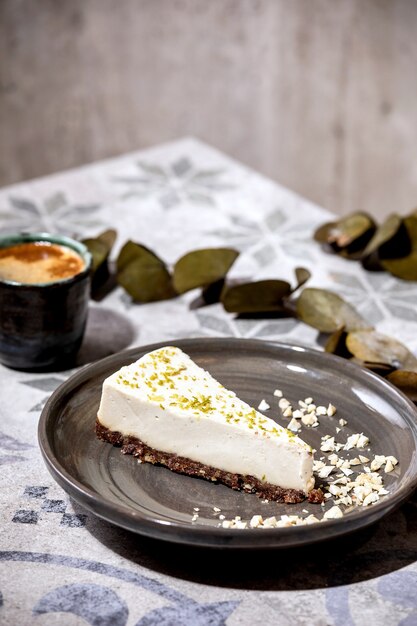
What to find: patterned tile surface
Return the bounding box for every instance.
[1,138,417,625]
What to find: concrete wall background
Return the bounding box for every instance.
[1,0,417,218]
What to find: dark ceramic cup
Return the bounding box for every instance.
[0,232,92,371]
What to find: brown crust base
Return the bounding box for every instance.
[96,420,323,504]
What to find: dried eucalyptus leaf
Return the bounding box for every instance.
[314,221,337,244]
[294,267,311,291]
[338,247,364,261]
[361,361,397,376]
[361,251,384,272]
[116,241,175,302]
[381,251,417,281]
[314,214,375,259]
[296,288,370,333]
[404,213,417,245]
[386,370,417,401]
[202,279,225,305]
[221,280,292,314]
[381,215,417,279]
[361,214,403,258]
[346,330,417,369]
[325,328,350,357]
[82,238,109,273]
[97,228,117,251]
[82,229,117,274]
[328,213,375,248]
[378,220,413,259]
[173,248,239,294]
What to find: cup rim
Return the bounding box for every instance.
[0,231,92,287]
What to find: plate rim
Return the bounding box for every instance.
[38,337,417,548]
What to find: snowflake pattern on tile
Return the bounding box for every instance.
[1,192,102,237]
[329,270,417,328]
[112,156,235,208]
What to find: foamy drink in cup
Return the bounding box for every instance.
[0,233,92,370]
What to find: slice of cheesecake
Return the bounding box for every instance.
[96,346,319,503]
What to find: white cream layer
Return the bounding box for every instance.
[97,346,314,493]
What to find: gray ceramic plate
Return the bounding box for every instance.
[39,338,417,548]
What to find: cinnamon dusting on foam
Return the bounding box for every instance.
[0,242,85,284]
